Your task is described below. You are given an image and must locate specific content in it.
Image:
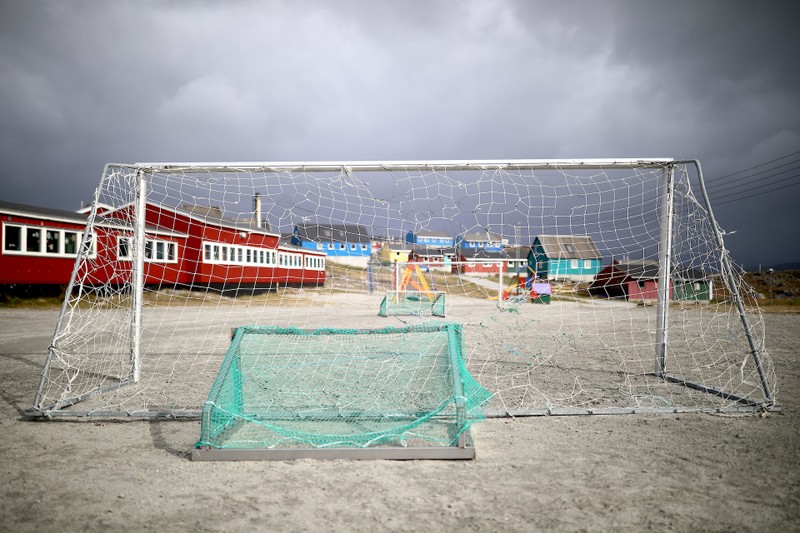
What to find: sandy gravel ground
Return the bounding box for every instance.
[1,309,798,532]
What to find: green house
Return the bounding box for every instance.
[673,267,714,302]
[528,235,602,282]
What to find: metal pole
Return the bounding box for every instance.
[676,159,775,405]
[655,165,675,377]
[768,268,774,305]
[131,170,146,383]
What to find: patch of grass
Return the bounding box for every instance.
[0,295,64,308]
[0,285,67,308]
[754,300,800,314]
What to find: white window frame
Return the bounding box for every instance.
[119,235,177,264]
[25,227,42,253]
[118,235,134,260]
[2,223,23,253]
[3,222,95,258]
[278,251,303,269]
[202,240,277,267]
[305,255,325,271]
[45,229,62,255]
[63,230,80,255]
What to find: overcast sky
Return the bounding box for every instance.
[1,0,798,267]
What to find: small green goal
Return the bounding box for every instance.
[193,322,490,460]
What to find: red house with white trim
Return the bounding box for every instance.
[1,199,326,292]
[453,248,507,276]
[408,245,456,272]
[1,200,93,290]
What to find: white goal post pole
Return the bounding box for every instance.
[679,159,775,404]
[655,165,675,377]
[32,166,113,411]
[131,170,146,383]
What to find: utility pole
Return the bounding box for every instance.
[768,268,774,305]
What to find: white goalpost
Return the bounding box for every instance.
[28,159,778,421]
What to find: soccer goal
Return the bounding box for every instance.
[193,322,490,460]
[28,159,778,421]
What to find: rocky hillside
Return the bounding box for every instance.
[744,269,800,310]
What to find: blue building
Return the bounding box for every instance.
[292,223,371,267]
[528,235,602,282]
[405,230,454,248]
[456,231,506,252]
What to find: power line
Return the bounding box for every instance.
[702,148,800,207]
[704,149,800,184]
[710,171,800,202]
[712,175,800,207]
[705,159,800,192]
[706,164,800,198]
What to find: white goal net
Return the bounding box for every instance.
[30,159,778,418]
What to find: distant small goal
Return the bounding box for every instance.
[379,290,446,317]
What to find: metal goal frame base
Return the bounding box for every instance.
[191,429,476,461]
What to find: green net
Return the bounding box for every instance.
[378,291,446,317]
[195,322,490,450]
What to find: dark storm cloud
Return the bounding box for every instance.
[1,0,798,266]
[606,2,800,160]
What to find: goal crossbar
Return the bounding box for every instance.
[132,158,675,173]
